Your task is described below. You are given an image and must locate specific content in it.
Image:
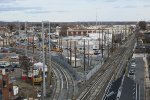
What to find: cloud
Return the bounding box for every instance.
[26,10,50,14]
[114,5,138,9]
[0,0,16,3]
[103,0,117,2]
[143,5,150,8]
[114,6,120,8]
[25,10,70,14]
[0,6,41,12]
[123,5,137,8]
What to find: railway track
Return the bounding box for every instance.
[15,48,76,100]
[76,34,136,100]
[51,61,75,100]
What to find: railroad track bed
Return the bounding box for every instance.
[77,34,136,100]
[52,61,75,100]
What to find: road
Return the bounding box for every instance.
[134,57,145,100]
[76,33,136,100]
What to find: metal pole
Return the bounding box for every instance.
[67,39,69,63]
[32,33,34,54]
[83,39,85,71]
[70,39,72,65]
[19,22,20,43]
[102,29,104,59]
[111,29,114,53]
[25,22,27,56]
[74,41,77,68]
[99,28,100,50]
[107,30,109,58]
[61,30,62,55]
[48,21,52,85]
[88,40,90,67]
[125,25,127,40]
[83,39,86,82]
[42,21,46,99]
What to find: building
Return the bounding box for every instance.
[0,69,14,100]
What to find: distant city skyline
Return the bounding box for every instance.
[0,0,150,22]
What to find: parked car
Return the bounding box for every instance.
[129,70,134,75]
[131,62,136,66]
[129,68,135,72]
[131,58,135,62]
[1,47,10,53]
[12,62,20,68]
[5,66,14,72]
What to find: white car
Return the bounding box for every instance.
[130,62,136,68]
[11,55,19,59]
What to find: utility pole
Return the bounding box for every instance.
[42,21,46,99]
[70,39,72,65]
[58,31,60,50]
[83,39,86,83]
[99,28,100,50]
[19,22,20,43]
[107,29,110,58]
[88,40,90,68]
[74,41,77,68]
[111,29,114,53]
[83,39,86,69]
[25,22,27,56]
[48,21,52,86]
[101,29,104,59]
[32,33,34,54]
[66,40,68,63]
[125,25,127,40]
[60,28,63,55]
[27,28,29,50]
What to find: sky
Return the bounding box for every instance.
[0,0,150,22]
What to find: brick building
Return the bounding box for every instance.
[0,69,14,100]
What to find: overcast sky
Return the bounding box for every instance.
[0,0,150,22]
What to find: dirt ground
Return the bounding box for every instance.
[10,68,42,99]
